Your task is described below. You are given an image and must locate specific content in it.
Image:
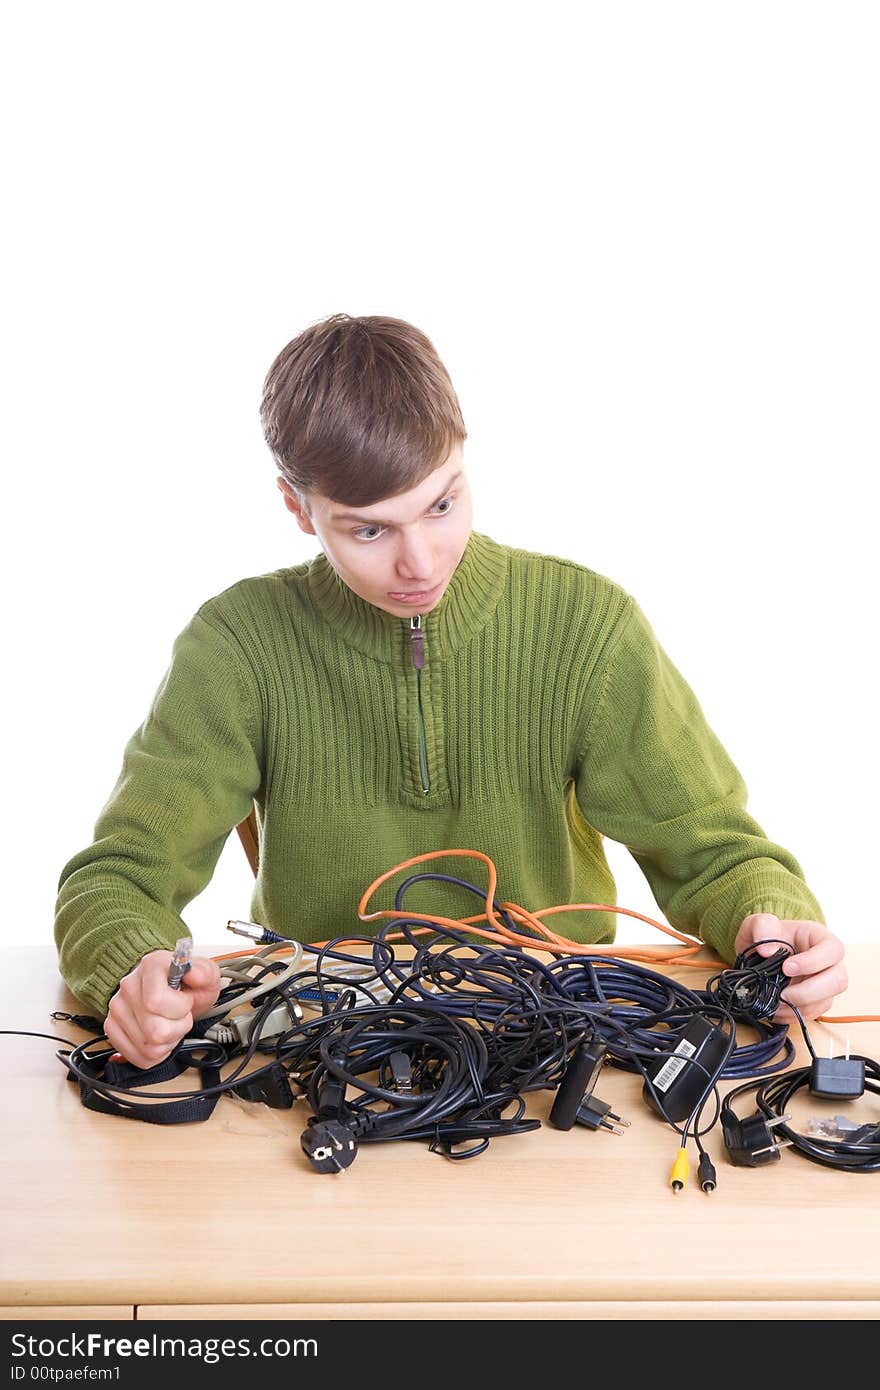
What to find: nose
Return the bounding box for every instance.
[394,525,433,583]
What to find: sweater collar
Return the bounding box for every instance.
[304,529,508,663]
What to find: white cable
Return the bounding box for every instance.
[200,939,304,1020]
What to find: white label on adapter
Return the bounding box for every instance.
[652,1037,697,1092]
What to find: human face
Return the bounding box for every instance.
[278,444,473,617]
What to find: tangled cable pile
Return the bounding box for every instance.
[43,851,877,1182]
[59,866,799,1172]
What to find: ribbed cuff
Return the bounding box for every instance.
[696,874,826,963]
[63,919,184,1018]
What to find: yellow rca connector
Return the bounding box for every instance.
[669,1146,690,1193]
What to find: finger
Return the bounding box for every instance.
[781,964,848,1010]
[783,935,845,980]
[755,939,788,957]
[139,970,199,1022]
[105,986,140,1040]
[783,920,834,949]
[140,953,220,1017]
[113,1028,186,1067]
[807,999,838,1022]
[104,1015,159,1070]
[116,954,191,1023]
[140,1007,192,1053]
[103,1013,136,1061]
[114,977,193,1053]
[737,914,783,954]
[186,956,219,985]
[183,958,223,1016]
[183,956,221,997]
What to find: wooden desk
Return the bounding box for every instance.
[2,944,879,1320]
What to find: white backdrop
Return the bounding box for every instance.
[3,2,877,956]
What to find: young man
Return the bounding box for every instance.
[54,314,846,1070]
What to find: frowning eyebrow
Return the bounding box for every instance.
[330,471,463,527]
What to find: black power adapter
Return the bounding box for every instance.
[809,1056,866,1099]
[549,1041,628,1134]
[643,1015,730,1122]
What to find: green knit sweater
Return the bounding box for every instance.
[55,530,824,1016]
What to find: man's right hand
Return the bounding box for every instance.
[104,949,223,1069]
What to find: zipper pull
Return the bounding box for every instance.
[409,615,426,668]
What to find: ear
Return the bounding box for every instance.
[277,478,317,536]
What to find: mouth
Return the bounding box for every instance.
[387,582,442,605]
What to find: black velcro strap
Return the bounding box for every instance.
[72,1043,224,1125]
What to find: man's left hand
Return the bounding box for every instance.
[733,913,847,1022]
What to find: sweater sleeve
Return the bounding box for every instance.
[573,596,825,961]
[54,609,263,1016]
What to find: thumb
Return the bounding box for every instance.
[743,913,782,953]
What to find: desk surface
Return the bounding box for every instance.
[3,944,879,1320]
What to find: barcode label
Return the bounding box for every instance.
[652,1036,697,1092]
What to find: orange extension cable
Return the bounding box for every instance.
[356,846,723,966]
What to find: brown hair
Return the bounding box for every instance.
[260,313,467,509]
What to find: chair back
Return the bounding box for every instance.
[236,807,259,877]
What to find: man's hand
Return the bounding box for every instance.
[104,949,222,1069]
[734,913,847,1022]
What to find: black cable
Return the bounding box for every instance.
[705,940,795,1022]
[757,1063,880,1172]
[366,880,794,1081]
